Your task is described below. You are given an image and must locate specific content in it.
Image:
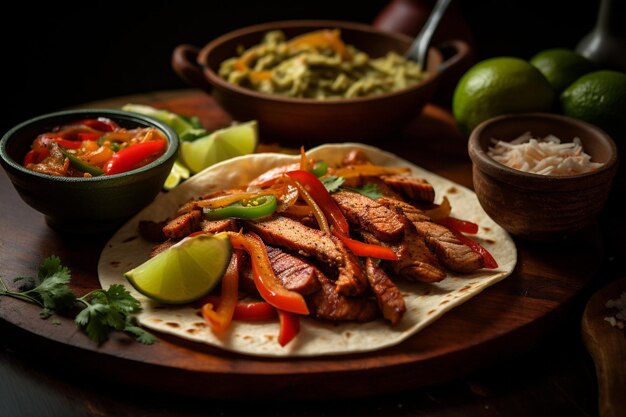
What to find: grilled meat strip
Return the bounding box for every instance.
[265,246,321,295]
[332,190,405,242]
[365,258,405,326]
[138,219,167,242]
[309,273,379,322]
[200,218,239,234]
[162,210,203,239]
[360,218,446,283]
[239,246,376,322]
[378,197,431,223]
[380,175,435,203]
[152,219,239,260]
[379,197,484,273]
[413,222,484,273]
[245,215,368,296]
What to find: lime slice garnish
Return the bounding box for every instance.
[181,121,258,174]
[163,159,191,190]
[124,233,232,304]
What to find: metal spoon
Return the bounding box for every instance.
[404,0,453,69]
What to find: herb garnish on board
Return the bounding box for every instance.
[0,255,155,345]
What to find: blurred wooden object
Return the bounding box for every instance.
[582,276,626,417]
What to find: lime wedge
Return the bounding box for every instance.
[181,121,258,174]
[163,159,191,190]
[124,233,232,304]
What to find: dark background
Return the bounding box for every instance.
[3,0,601,135]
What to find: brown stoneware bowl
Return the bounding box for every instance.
[172,20,470,145]
[468,112,618,242]
[0,109,179,234]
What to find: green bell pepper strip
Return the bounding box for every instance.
[58,147,104,176]
[203,195,277,220]
[310,160,328,177]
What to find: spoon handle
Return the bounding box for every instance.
[405,0,452,68]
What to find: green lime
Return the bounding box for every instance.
[181,121,258,174]
[529,48,596,93]
[124,233,232,304]
[163,159,191,190]
[452,57,555,135]
[560,70,626,139]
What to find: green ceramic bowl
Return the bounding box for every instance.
[0,109,179,234]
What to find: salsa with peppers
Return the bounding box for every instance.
[23,117,167,177]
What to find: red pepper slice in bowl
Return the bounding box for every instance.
[104,140,166,175]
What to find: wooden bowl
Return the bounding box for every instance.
[0,109,179,234]
[468,113,618,242]
[172,20,470,145]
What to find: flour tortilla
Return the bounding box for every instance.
[98,143,517,357]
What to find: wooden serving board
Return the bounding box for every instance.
[0,90,605,400]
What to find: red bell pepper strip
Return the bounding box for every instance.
[77,132,102,142]
[447,227,498,269]
[23,149,49,165]
[437,216,479,235]
[103,140,166,175]
[196,296,278,322]
[54,138,82,149]
[286,170,349,235]
[277,309,300,347]
[233,301,278,321]
[200,250,241,333]
[226,232,309,315]
[332,230,398,261]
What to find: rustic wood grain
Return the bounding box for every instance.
[582,277,626,417]
[0,90,605,401]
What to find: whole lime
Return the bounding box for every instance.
[530,48,596,93]
[452,57,555,135]
[560,70,626,139]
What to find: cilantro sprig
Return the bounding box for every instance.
[0,255,155,345]
[321,175,383,200]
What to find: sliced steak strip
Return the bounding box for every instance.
[308,273,379,322]
[381,175,435,203]
[365,258,406,326]
[200,218,239,234]
[138,219,167,242]
[162,210,203,239]
[245,215,367,296]
[377,197,431,223]
[413,222,484,273]
[332,190,405,242]
[265,246,321,295]
[360,219,446,283]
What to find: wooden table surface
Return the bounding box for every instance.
[2,89,624,417]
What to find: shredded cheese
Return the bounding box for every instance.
[487,132,604,175]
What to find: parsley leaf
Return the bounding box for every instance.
[0,256,155,345]
[321,175,345,193]
[344,183,383,200]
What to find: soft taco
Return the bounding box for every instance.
[98,143,517,357]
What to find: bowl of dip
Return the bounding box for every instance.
[468,112,618,242]
[0,109,179,234]
[171,19,470,144]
